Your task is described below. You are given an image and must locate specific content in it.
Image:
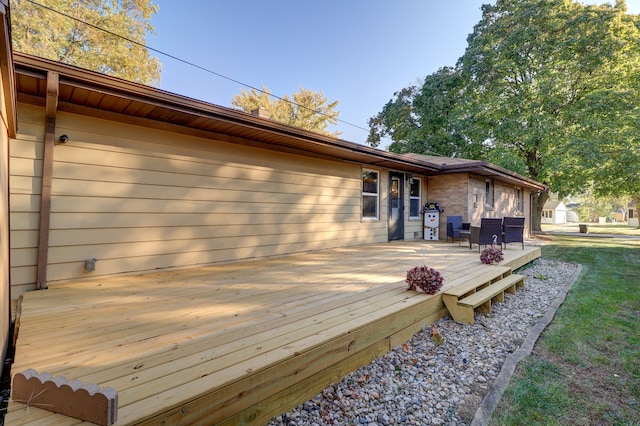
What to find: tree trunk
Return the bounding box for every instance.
[530,188,550,233]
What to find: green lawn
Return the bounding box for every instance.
[542,222,640,236]
[490,236,640,425]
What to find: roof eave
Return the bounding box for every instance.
[442,162,547,191]
[0,1,16,137]
[13,53,441,174]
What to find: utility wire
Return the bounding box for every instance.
[24,0,373,136]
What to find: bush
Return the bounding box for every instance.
[406,265,444,294]
[480,246,504,264]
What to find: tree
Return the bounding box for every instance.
[462,0,640,231]
[11,0,162,86]
[367,84,419,149]
[232,85,341,137]
[572,191,630,223]
[368,69,484,159]
[368,0,640,231]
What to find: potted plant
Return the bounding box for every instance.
[480,246,504,264]
[406,265,444,294]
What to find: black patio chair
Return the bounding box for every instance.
[446,216,466,242]
[468,218,503,251]
[502,216,525,249]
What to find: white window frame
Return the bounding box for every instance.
[485,179,494,208]
[362,169,379,220]
[516,187,523,213]
[409,177,421,219]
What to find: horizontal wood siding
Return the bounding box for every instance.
[0,65,10,373]
[10,105,388,297]
[9,131,42,298]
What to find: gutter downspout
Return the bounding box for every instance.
[36,71,58,290]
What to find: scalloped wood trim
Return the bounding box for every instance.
[12,368,118,425]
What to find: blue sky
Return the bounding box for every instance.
[148,1,640,146]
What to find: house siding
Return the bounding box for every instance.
[0,44,10,376]
[10,105,395,299]
[541,201,567,225]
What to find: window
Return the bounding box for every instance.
[542,210,553,219]
[362,169,379,219]
[485,179,494,207]
[516,187,523,212]
[409,178,421,219]
[630,209,635,219]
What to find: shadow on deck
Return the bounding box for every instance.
[5,241,540,425]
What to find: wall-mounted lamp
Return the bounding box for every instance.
[58,135,69,144]
[85,258,97,272]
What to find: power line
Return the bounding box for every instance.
[24,0,373,137]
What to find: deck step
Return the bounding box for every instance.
[442,266,512,297]
[458,274,524,308]
[442,271,526,324]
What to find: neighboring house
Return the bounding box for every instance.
[629,201,638,227]
[542,200,568,224]
[0,12,546,374]
[614,207,626,223]
[566,210,580,223]
[565,202,580,222]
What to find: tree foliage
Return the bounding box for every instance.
[367,0,640,230]
[11,0,162,86]
[368,68,484,159]
[232,85,341,137]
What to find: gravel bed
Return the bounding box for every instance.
[269,257,579,426]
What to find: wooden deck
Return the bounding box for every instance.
[5,241,540,425]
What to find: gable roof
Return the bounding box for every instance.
[13,52,546,191]
[543,200,566,210]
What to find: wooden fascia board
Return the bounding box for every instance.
[0,0,16,137]
[55,75,440,173]
[14,56,442,175]
[54,99,439,175]
[442,162,546,191]
[14,54,353,145]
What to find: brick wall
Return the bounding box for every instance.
[427,173,533,239]
[426,174,470,238]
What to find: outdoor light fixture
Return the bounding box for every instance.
[85,258,97,272]
[58,135,69,144]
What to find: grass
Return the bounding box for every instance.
[490,236,640,425]
[542,222,640,236]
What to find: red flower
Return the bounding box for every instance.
[406,266,444,294]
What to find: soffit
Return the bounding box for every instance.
[13,53,440,175]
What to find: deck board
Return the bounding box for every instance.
[5,241,540,425]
